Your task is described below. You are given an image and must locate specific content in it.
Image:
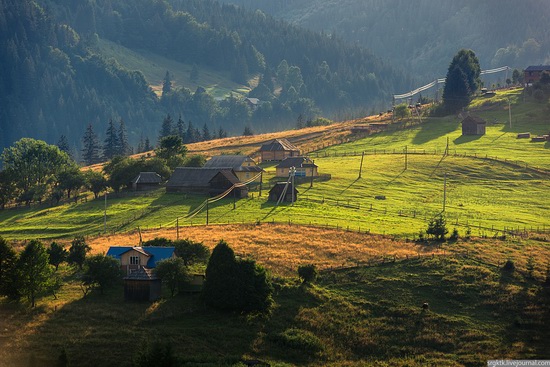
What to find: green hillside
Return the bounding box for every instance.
[0,89,548,240]
[96,39,251,99]
[2,253,548,366]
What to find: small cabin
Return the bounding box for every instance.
[203,155,263,183]
[268,182,298,203]
[275,157,318,178]
[461,116,486,136]
[166,168,248,197]
[131,172,162,191]
[524,65,550,84]
[260,139,300,162]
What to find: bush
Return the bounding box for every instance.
[449,228,459,241]
[174,239,210,266]
[426,215,448,241]
[297,264,317,284]
[502,259,515,272]
[203,240,273,312]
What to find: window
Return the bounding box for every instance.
[130,256,140,265]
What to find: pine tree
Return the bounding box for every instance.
[56,135,71,158]
[81,124,100,165]
[218,127,227,139]
[184,120,196,143]
[177,115,186,140]
[103,119,119,160]
[202,123,211,141]
[190,63,199,83]
[162,71,172,96]
[159,114,174,143]
[137,135,144,154]
[117,119,129,156]
[144,137,152,152]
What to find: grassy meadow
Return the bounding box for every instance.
[1,246,549,367]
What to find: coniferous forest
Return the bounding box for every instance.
[0,0,412,158]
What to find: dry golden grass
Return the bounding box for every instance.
[81,112,394,172]
[87,223,440,276]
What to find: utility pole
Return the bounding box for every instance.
[310,160,314,188]
[104,192,107,233]
[290,166,296,205]
[445,136,449,156]
[443,172,447,213]
[506,98,512,130]
[259,172,263,197]
[404,145,408,170]
[176,218,179,240]
[206,198,209,225]
[358,152,365,178]
[233,187,236,210]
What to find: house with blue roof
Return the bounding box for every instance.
[106,246,176,275]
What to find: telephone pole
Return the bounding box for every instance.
[443,172,447,212]
[404,146,408,170]
[104,192,107,233]
[358,152,365,178]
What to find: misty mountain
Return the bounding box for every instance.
[220,0,550,80]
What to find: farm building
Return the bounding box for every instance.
[123,267,162,301]
[268,182,298,203]
[461,116,486,136]
[275,157,318,178]
[131,172,162,191]
[106,246,176,275]
[166,167,248,197]
[260,138,300,161]
[203,155,263,183]
[524,65,550,84]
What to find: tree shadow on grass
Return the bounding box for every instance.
[22,282,273,367]
[453,134,483,145]
[411,119,460,145]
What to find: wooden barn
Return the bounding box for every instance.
[268,182,298,203]
[275,157,318,178]
[461,116,486,136]
[524,65,550,84]
[166,168,248,197]
[203,155,263,183]
[106,246,176,275]
[260,138,300,162]
[123,267,162,302]
[131,172,162,191]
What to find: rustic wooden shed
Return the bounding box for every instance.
[275,157,318,178]
[268,182,298,203]
[461,116,486,136]
[203,155,263,183]
[124,267,162,302]
[131,172,162,191]
[166,168,248,197]
[260,139,300,162]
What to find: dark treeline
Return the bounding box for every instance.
[1,0,411,155]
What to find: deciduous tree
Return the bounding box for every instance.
[47,242,68,271]
[82,254,121,294]
[154,257,188,297]
[17,239,53,307]
[68,236,91,270]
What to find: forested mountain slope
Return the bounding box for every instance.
[221,0,550,80]
[0,0,410,156]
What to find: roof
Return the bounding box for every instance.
[461,115,486,125]
[124,267,159,281]
[276,156,317,169]
[107,246,175,268]
[246,97,260,105]
[269,182,298,194]
[131,172,162,184]
[260,138,299,152]
[204,155,263,172]
[213,170,240,185]
[166,168,239,188]
[525,65,550,72]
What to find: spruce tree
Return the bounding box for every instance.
[81,124,100,165]
[184,121,196,143]
[442,49,481,113]
[177,115,186,140]
[162,71,172,96]
[103,119,119,160]
[117,119,129,156]
[202,123,211,141]
[144,137,152,152]
[159,114,174,143]
[56,135,71,158]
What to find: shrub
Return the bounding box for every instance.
[203,240,273,312]
[297,264,317,284]
[449,228,459,241]
[173,239,210,265]
[426,215,448,241]
[502,259,515,272]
